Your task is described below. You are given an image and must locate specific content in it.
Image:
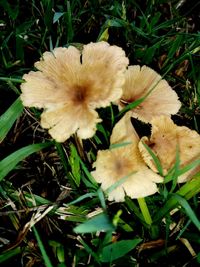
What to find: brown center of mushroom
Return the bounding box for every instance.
[114,157,133,178]
[115,160,124,172]
[72,85,89,104]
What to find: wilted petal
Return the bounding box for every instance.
[119,65,181,123]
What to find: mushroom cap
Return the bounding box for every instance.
[20,42,129,142]
[139,116,200,182]
[118,65,181,123]
[91,113,163,202]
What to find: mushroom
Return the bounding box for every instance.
[118,65,181,123]
[91,112,163,202]
[139,116,200,182]
[20,42,129,142]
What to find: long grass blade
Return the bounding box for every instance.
[74,213,114,234]
[0,142,52,181]
[0,97,23,142]
[153,174,200,222]
[0,247,21,263]
[33,226,54,267]
[172,194,200,230]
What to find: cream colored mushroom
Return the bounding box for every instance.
[91,112,163,202]
[139,116,200,182]
[21,42,129,142]
[118,65,181,123]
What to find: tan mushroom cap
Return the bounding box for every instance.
[139,116,200,182]
[20,42,129,142]
[91,112,163,202]
[118,65,181,123]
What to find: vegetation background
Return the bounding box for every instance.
[0,0,200,266]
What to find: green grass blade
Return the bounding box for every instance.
[33,226,54,267]
[79,157,98,188]
[66,1,74,42]
[0,77,24,83]
[74,213,115,234]
[53,12,65,24]
[167,35,184,60]
[178,158,200,176]
[96,124,109,144]
[154,174,200,222]
[106,172,136,195]
[176,220,191,240]
[0,142,52,181]
[0,0,19,20]
[125,197,145,223]
[172,194,200,230]
[54,142,69,173]
[138,198,152,225]
[100,239,142,263]
[97,188,107,210]
[176,173,200,199]
[43,0,54,30]
[141,142,164,176]
[170,146,180,192]
[69,144,81,186]
[0,247,21,263]
[109,141,132,150]
[0,97,23,142]
[118,97,145,117]
[77,236,100,263]
[66,192,97,206]
[165,158,200,184]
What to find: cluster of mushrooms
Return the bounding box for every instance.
[20,41,200,202]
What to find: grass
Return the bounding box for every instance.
[0,0,200,266]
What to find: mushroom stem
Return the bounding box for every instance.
[138,197,152,225]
